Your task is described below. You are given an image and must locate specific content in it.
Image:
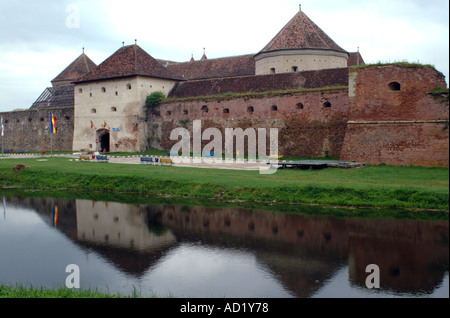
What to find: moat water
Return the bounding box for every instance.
[0,194,448,298]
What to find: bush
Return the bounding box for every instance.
[146,92,165,107]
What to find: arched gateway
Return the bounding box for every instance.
[97,129,110,152]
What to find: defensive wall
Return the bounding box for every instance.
[0,107,74,153]
[148,65,449,166]
[340,65,449,166]
[0,64,448,167]
[148,68,350,159]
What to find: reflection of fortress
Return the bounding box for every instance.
[7,196,449,297]
[0,9,448,166]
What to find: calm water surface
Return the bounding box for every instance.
[0,195,448,298]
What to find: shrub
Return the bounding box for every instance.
[146,92,165,107]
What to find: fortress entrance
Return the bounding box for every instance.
[97,129,110,152]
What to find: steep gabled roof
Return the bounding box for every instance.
[76,44,179,83]
[51,53,97,86]
[259,10,347,54]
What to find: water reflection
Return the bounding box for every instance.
[0,195,448,298]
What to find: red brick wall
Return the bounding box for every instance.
[150,88,349,158]
[347,65,448,121]
[341,65,449,166]
[341,122,449,166]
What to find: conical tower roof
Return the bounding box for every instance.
[259,10,346,54]
[76,44,180,83]
[51,51,97,86]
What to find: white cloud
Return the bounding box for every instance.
[0,0,448,112]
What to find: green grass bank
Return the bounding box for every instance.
[0,284,157,298]
[0,157,448,212]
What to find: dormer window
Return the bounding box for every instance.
[270,68,276,74]
[292,66,298,72]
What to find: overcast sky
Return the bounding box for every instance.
[0,0,448,113]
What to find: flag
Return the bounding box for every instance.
[50,113,57,134]
[103,121,107,128]
[90,120,94,129]
[1,116,4,137]
[52,205,59,227]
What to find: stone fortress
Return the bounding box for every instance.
[1,9,448,166]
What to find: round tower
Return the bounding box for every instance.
[254,9,349,75]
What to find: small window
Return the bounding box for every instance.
[271,105,278,111]
[115,91,118,96]
[323,102,331,108]
[89,144,93,148]
[78,88,83,94]
[201,105,208,113]
[166,110,172,116]
[65,116,70,120]
[40,117,44,122]
[292,66,298,72]
[388,82,401,91]
[91,108,97,113]
[247,106,254,113]
[296,103,304,109]
[270,68,276,74]
[101,87,106,93]
[16,119,20,123]
[111,107,117,112]
[127,84,131,90]
[223,108,230,114]
[4,120,8,124]
[90,93,92,97]
[183,110,188,115]
[28,118,32,122]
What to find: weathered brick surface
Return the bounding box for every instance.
[1,107,74,152]
[341,65,449,166]
[341,122,449,166]
[150,88,349,158]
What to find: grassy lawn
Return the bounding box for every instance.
[0,157,448,211]
[0,284,154,298]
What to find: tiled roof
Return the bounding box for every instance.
[30,85,74,109]
[347,52,365,66]
[259,10,346,53]
[168,67,349,98]
[165,54,255,80]
[51,53,97,86]
[76,45,179,83]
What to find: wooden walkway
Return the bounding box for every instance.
[268,160,368,170]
